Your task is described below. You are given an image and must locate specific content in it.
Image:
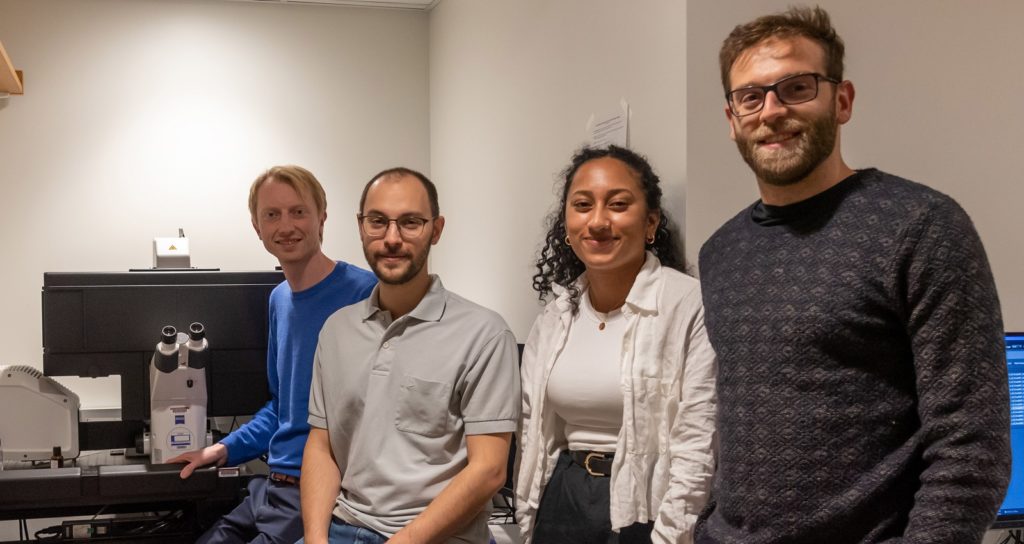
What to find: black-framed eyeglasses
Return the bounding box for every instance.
[358,214,434,239]
[727,73,840,117]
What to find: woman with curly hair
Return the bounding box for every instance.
[516,145,717,544]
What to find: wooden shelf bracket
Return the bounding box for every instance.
[0,40,24,96]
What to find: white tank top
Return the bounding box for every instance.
[545,290,627,452]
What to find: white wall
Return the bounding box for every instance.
[428,0,686,340]
[0,0,429,408]
[686,0,1024,330]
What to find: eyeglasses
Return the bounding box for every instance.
[358,214,433,239]
[727,73,840,117]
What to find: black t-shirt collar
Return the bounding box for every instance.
[750,169,876,227]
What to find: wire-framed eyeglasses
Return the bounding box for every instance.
[358,214,433,239]
[727,73,840,117]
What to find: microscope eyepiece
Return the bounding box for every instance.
[154,326,180,373]
[186,322,209,369]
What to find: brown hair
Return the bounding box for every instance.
[248,165,328,222]
[719,5,845,93]
[360,167,439,218]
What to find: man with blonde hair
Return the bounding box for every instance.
[170,165,376,544]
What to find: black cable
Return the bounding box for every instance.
[90,503,109,521]
[119,509,185,536]
[1000,529,1024,544]
[488,492,515,526]
[33,525,63,540]
[143,510,184,534]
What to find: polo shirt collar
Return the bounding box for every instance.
[407,275,446,322]
[361,275,447,323]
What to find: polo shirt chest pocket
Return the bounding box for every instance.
[395,374,453,437]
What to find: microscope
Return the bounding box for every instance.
[149,322,209,464]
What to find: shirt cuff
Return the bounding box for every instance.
[308,414,327,429]
[465,418,516,435]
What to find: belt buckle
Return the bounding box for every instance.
[583,452,607,477]
[270,472,297,485]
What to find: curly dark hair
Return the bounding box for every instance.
[532,145,685,312]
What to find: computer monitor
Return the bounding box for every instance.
[41,270,284,451]
[995,332,1024,528]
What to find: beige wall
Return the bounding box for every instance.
[686,0,1024,330]
[0,0,429,407]
[428,0,686,339]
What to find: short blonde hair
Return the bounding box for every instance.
[248,165,327,222]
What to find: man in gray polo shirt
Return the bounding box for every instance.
[299,167,521,544]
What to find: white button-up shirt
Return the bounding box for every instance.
[516,253,717,543]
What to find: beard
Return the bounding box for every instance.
[735,103,838,187]
[365,243,430,286]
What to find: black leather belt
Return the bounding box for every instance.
[569,450,614,477]
[268,472,300,486]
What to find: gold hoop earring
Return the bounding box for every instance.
[646,234,655,245]
[564,236,571,246]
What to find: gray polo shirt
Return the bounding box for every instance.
[308,275,520,543]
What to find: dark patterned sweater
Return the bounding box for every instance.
[695,169,1009,544]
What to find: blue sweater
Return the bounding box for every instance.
[220,261,376,475]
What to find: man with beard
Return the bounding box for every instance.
[696,7,1009,544]
[298,167,520,544]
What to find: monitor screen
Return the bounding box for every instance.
[996,332,1024,527]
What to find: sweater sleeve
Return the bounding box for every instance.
[220,399,278,466]
[219,301,280,466]
[899,198,1010,542]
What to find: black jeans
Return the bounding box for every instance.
[533,451,654,544]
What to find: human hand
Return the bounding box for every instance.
[166,443,228,479]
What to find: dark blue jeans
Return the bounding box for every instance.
[532,451,654,544]
[197,477,303,544]
[295,518,387,544]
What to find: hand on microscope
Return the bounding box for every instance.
[168,442,228,479]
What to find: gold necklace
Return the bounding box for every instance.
[584,291,622,331]
[584,304,613,331]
